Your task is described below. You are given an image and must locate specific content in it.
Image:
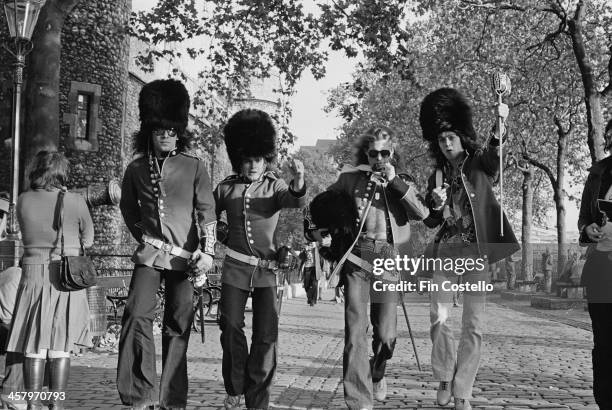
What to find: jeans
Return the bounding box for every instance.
[117,265,194,409]
[586,302,612,409]
[430,269,487,399]
[343,266,398,410]
[219,283,278,410]
[303,267,318,305]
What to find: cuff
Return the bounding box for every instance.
[200,221,217,256]
[388,175,410,198]
[489,126,509,146]
[289,180,307,197]
[578,224,592,244]
[303,208,318,242]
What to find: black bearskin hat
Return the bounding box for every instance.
[306,190,358,262]
[223,109,276,173]
[419,88,477,143]
[139,79,190,132]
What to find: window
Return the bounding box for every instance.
[64,81,102,151]
[76,92,92,141]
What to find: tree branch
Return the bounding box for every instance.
[521,140,557,191]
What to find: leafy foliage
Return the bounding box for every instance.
[274,148,339,249]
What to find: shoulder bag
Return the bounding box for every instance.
[56,190,97,291]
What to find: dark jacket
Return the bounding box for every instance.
[214,171,306,289]
[423,143,520,265]
[326,166,430,257]
[577,156,612,287]
[120,151,216,271]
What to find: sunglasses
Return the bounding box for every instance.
[152,128,178,138]
[367,149,392,159]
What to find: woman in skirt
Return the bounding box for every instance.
[6,151,94,409]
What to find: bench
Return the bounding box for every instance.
[95,274,222,327]
[515,280,537,293]
[556,281,584,299]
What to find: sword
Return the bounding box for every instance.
[199,286,206,343]
[399,291,421,371]
[277,269,286,315]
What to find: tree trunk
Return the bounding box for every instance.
[568,3,607,163]
[520,164,534,282]
[554,128,568,288]
[23,0,81,174]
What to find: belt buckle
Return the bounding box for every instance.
[248,255,259,266]
[161,243,173,253]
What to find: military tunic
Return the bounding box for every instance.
[214,171,306,289]
[120,150,217,271]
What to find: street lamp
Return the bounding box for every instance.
[2,0,46,245]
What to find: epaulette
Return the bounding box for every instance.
[398,173,416,184]
[179,151,203,160]
[219,175,241,184]
[132,153,144,160]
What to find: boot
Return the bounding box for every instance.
[23,358,45,410]
[47,358,69,410]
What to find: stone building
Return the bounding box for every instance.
[0,0,283,257]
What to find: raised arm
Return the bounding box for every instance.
[119,164,142,241]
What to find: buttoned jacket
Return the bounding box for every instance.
[214,171,306,289]
[423,143,520,264]
[577,156,612,287]
[328,166,430,257]
[120,151,216,271]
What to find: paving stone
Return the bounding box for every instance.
[0,291,597,409]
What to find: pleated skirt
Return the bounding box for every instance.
[6,261,92,354]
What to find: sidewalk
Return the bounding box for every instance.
[1,289,598,409]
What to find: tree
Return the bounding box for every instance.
[327,0,604,285]
[457,0,612,164]
[23,0,82,172]
[274,148,339,249]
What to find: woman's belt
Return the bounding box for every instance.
[142,235,192,259]
[225,248,277,269]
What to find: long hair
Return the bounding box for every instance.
[354,125,400,166]
[419,88,481,169]
[426,130,481,170]
[132,125,193,156]
[29,151,69,190]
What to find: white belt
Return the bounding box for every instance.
[226,248,277,269]
[347,252,373,272]
[142,235,192,260]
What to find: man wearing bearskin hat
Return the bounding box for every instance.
[419,88,519,410]
[117,79,216,410]
[305,126,429,410]
[214,108,306,410]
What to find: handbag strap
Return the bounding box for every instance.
[55,189,86,257]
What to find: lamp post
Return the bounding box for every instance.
[2,0,45,265]
[2,0,45,235]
